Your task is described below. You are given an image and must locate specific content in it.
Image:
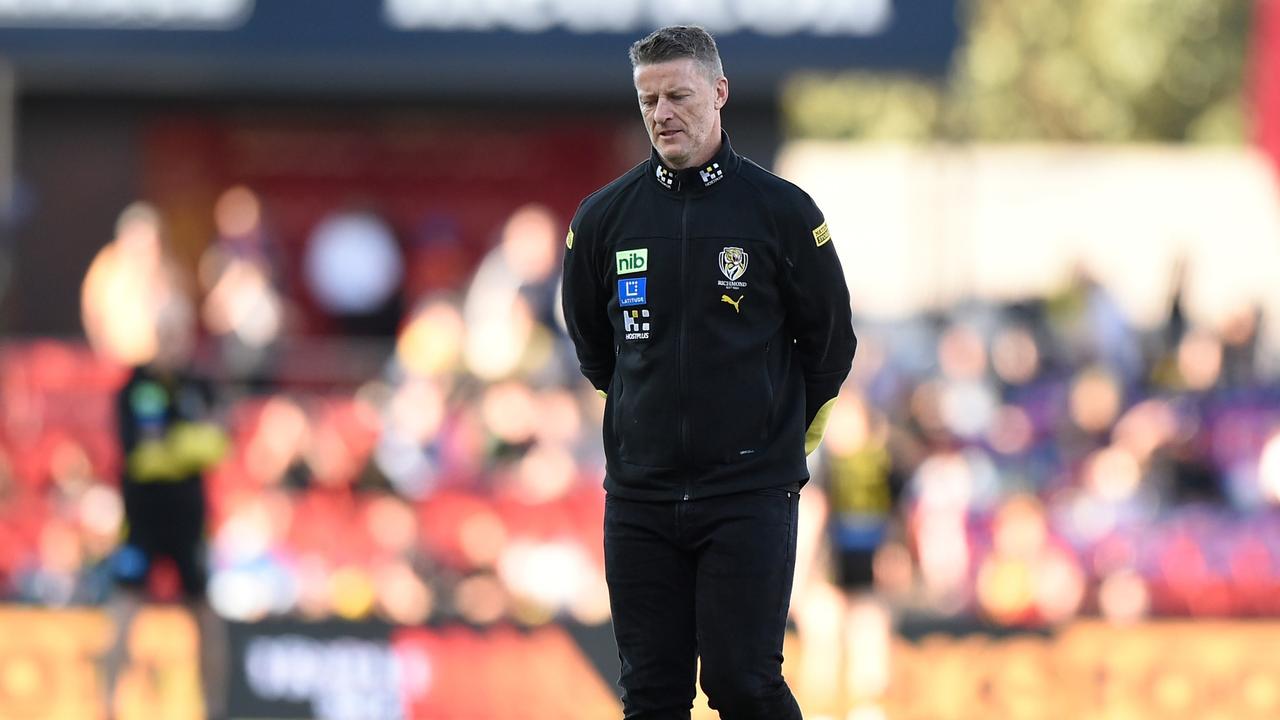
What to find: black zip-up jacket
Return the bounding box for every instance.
[562,132,855,501]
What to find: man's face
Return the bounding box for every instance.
[634,58,728,170]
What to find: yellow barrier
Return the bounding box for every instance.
[0,606,200,720]
[3,608,1280,720]
[779,621,1280,720]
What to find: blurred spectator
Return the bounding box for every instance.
[80,202,190,366]
[405,214,470,301]
[462,203,568,383]
[198,185,288,388]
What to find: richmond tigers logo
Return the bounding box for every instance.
[718,246,748,282]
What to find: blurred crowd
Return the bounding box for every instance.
[1,188,1279,638]
[806,270,1280,629]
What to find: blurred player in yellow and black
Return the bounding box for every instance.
[792,391,905,717]
[105,300,229,719]
[88,204,231,720]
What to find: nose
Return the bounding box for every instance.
[654,97,675,123]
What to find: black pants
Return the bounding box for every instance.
[604,487,803,720]
[117,481,208,598]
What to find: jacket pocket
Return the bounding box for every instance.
[687,345,773,465]
[613,356,681,468]
[611,372,623,437]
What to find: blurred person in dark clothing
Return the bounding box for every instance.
[1046,265,1142,389]
[103,300,229,720]
[562,26,855,720]
[1217,304,1264,388]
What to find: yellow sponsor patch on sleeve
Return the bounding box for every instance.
[565,228,574,249]
[812,221,831,247]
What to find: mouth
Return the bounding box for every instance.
[656,129,682,140]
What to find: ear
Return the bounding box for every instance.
[714,76,729,110]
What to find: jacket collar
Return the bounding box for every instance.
[649,130,736,194]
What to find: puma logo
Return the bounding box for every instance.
[720,294,743,313]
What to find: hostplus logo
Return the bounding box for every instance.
[623,309,651,340]
[654,165,676,189]
[699,162,723,187]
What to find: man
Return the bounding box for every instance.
[104,294,229,720]
[561,25,855,720]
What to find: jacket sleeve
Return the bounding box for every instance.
[561,201,615,393]
[778,192,856,453]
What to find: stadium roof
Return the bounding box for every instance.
[0,0,960,100]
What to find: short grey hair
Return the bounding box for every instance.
[629,25,724,81]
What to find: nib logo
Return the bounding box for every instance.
[615,248,648,275]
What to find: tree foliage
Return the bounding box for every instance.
[783,0,1252,143]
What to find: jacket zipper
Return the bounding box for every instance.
[763,341,774,438]
[679,195,691,501]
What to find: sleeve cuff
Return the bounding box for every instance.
[803,369,848,426]
[804,397,839,455]
[582,365,613,395]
